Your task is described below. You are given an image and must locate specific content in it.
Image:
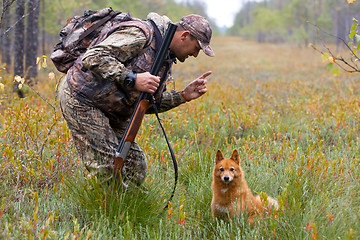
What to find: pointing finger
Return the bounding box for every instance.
[199,71,212,79]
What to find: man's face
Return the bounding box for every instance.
[172,31,201,63]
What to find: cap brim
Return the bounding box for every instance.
[203,45,215,57]
[198,41,215,57]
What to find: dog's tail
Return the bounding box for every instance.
[266,196,279,210]
[258,192,279,211]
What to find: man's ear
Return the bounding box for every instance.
[230,149,240,164]
[180,30,191,40]
[215,149,224,163]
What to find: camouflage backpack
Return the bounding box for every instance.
[51,7,153,73]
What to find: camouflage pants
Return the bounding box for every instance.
[58,77,147,186]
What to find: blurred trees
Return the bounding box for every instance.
[0,0,207,97]
[228,0,360,47]
[1,0,359,79]
[0,0,208,75]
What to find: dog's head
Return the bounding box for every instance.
[213,149,242,184]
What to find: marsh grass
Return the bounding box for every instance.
[1,37,360,239]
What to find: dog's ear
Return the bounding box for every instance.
[230,149,240,164]
[215,149,224,163]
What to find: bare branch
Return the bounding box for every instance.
[1,0,40,36]
[309,21,360,73]
[0,0,16,28]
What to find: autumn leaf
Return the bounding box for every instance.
[332,67,340,75]
[167,201,173,220]
[328,56,336,63]
[306,222,312,231]
[322,53,333,63]
[42,58,47,68]
[14,75,22,82]
[348,0,356,4]
[327,212,334,223]
[178,202,186,224]
[49,72,55,80]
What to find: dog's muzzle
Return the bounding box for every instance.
[223,176,231,182]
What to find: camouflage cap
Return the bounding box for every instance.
[179,14,215,57]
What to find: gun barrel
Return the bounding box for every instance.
[150,23,177,76]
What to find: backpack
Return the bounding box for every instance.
[51,7,152,73]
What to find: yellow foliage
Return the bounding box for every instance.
[328,56,336,63]
[49,72,55,80]
[42,58,47,68]
[14,75,25,89]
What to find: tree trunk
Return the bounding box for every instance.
[1,0,16,28]
[334,3,346,53]
[1,5,12,71]
[41,0,45,55]
[13,0,25,97]
[25,0,40,85]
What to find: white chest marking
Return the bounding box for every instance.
[215,204,229,213]
[221,188,228,193]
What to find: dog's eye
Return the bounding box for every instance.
[219,167,224,172]
[230,167,235,172]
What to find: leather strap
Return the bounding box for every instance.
[78,10,121,42]
[151,100,178,209]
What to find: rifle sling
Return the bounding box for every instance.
[149,21,177,207]
[151,101,178,209]
[147,21,177,206]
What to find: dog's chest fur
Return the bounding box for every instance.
[211,171,256,218]
[212,177,243,215]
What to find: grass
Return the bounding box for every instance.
[1,37,360,239]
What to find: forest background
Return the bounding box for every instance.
[1,0,360,239]
[1,0,360,85]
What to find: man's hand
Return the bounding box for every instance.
[181,71,211,101]
[134,72,160,93]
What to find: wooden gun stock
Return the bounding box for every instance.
[113,98,149,177]
[113,23,177,181]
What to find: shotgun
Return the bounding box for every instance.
[113,23,178,184]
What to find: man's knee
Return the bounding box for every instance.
[122,148,147,186]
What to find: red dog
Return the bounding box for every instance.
[211,149,279,224]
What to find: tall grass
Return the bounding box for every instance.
[1,38,360,239]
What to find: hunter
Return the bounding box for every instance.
[58,12,215,187]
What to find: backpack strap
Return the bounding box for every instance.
[78,10,121,43]
[92,19,154,48]
[149,20,163,53]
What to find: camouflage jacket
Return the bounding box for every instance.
[66,13,185,129]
